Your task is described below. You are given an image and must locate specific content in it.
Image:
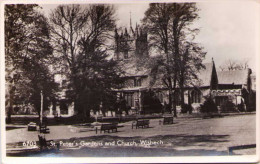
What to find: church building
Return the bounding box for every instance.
[113,24,254,114]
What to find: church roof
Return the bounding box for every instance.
[196,62,214,87]
[217,69,249,85]
[119,59,150,77]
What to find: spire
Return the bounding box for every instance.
[130,11,132,29]
[124,28,128,36]
[115,28,118,38]
[135,23,139,37]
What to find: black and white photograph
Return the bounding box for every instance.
[1,0,259,163]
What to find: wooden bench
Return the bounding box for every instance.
[99,123,118,133]
[132,119,150,129]
[39,124,50,134]
[163,116,173,125]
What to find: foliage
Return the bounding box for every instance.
[237,100,246,112]
[142,90,163,114]
[181,104,192,114]
[220,100,236,113]
[5,4,58,119]
[200,97,218,113]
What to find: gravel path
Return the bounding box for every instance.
[6,114,256,156]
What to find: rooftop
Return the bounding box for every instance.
[217,69,249,85]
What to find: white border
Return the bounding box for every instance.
[1,0,259,163]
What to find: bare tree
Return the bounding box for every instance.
[143,3,205,117]
[144,4,173,114]
[219,59,249,71]
[49,4,120,118]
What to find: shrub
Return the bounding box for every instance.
[143,91,163,114]
[200,97,218,113]
[220,100,236,113]
[181,104,192,114]
[237,100,245,112]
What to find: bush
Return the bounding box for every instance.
[200,97,218,113]
[237,102,245,112]
[181,104,192,114]
[143,91,163,114]
[220,100,236,113]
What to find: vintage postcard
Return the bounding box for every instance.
[1,0,259,163]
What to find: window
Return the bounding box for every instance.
[174,91,181,106]
[191,90,201,103]
[125,93,134,107]
[61,80,66,87]
[155,92,163,103]
[134,78,142,87]
[124,51,128,59]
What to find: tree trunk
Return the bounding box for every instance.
[172,76,177,117]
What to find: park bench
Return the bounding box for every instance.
[228,144,256,155]
[39,124,50,134]
[98,123,118,133]
[132,119,150,129]
[163,116,173,125]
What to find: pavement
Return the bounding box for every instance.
[5,114,256,156]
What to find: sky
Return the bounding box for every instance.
[40,1,259,71]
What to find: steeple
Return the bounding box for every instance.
[115,28,118,38]
[130,11,132,29]
[124,28,128,36]
[130,11,134,35]
[135,23,139,37]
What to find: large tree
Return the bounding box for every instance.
[143,3,206,116]
[5,4,57,121]
[50,4,122,118]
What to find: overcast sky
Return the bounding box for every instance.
[40,1,259,71]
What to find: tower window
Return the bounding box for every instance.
[124,51,128,59]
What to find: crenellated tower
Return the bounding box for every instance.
[114,19,148,60]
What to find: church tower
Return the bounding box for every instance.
[114,15,148,60]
